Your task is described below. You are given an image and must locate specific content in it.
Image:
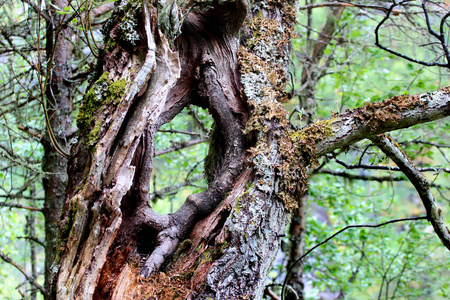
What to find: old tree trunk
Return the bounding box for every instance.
[51,0,450,299]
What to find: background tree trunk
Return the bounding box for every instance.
[286,6,344,299]
[43,0,72,292]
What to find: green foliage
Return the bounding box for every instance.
[151,106,212,214]
[299,175,450,299]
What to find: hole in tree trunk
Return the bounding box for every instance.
[206,207,231,246]
[151,105,212,214]
[136,224,160,255]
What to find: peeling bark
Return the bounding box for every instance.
[53,0,251,298]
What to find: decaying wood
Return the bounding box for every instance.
[54,0,250,298]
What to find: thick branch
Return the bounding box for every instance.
[370,134,450,250]
[314,88,450,157]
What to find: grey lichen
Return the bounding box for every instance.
[157,0,182,41]
[240,72,271,104]
[252,141,277,194]
[102,0,143,47]
[118,13,140,46]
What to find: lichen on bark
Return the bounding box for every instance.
[77,72,127,147]
[238,0,303,211]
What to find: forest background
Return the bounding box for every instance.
[0,0,449,299]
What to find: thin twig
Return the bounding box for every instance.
[298,2,401,14]
[317,169,448,190]
[155,138,208,156]
[150,174,204,201]
[158,129,208,138]
[281,216,428,300]
[0,202,42,212]
[17,235,45,247]
[0,251,46,295]
[400,139,450,148]
[374,1,449,68]
[335,159,450,173]
[317,169,405,182]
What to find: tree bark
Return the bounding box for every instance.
[43,0,72,293]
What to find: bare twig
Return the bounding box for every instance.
[374,1,450,68]
[317,169,448,190]
[150,174,204,201]
[298,2,401,14]
[0,202,42,212]
[158,129,208,138]
[187,106,210,134]
[0,251,46,295]
[281,216,428,300]
[401,139,450,148]
[0,144,54,175]
[422,0,450,66]
[317,169,405,182]
[335,159,450,173]
[155,138,208,156]
[17,125,43,140]
[17,235,45,247]
[0,195,45,200]
[21,0,51,22]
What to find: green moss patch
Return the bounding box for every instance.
[77,72,127,146]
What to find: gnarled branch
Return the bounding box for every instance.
[370,134,450,250]
[314,88,450,157]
